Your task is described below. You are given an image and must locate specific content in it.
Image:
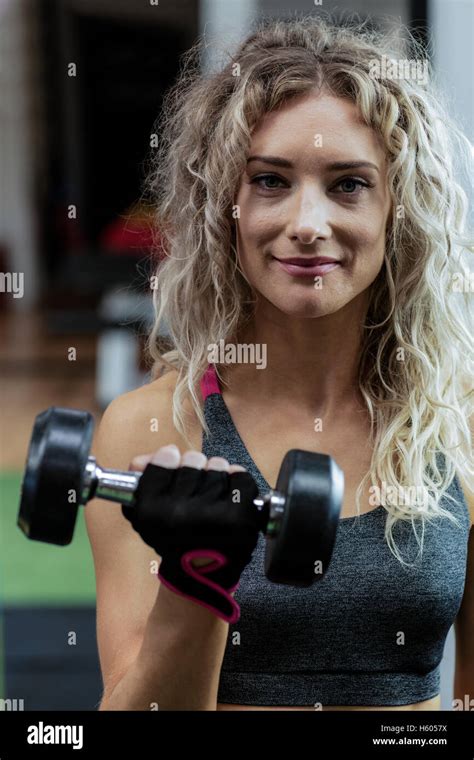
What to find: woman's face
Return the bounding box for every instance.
[234,91,392,319]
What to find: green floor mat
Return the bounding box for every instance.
[0,472,96,604]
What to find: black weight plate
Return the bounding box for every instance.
[18,407,94,545]
[264,449,343,586]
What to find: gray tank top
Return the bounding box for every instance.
[200,365,471,707]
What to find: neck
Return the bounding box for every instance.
[219,294,369,417]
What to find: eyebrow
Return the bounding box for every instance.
[246,155,380,173]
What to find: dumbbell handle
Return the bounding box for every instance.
[82,456,285,537]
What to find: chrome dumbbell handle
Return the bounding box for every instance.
[81,456,286,537]
[82,457,140,506]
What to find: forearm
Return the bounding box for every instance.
[453,668,474,709]
[99,584,230,711]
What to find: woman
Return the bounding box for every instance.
[86,15,473,711]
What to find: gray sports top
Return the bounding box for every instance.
[200,365,471,707]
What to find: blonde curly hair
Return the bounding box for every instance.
[142,13,473,566]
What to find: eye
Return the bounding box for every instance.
[250,174,287,191]
[333,177,371,194]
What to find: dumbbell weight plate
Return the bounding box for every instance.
[264,449,344,586]
[18,407,94,545]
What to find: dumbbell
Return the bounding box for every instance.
[17,407,344,586]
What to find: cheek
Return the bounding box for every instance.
[236,213,274,267]
[348,219,387,268]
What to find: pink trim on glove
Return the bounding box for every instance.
[155,548,241,624]
[182,549,239,593]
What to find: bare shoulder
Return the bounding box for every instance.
[93,368,202,467]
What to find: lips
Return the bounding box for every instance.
[272,256,341,278]
[273,256,340,266]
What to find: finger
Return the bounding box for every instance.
[181,451,207,469]
[173,461,206,498]
[206,456,230,472]
[229,464,246,474]
[150,444,181,468]
[158,450,206,498]
[129,453,154,472]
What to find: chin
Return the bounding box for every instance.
[271,297,343,319]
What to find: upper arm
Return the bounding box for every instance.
[85,374,191,699]
[454,415,474,691]
[454,529,474,695]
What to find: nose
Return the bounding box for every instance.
[286,186,332,244]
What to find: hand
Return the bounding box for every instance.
[122,446,260,623]
[128,447,247,567]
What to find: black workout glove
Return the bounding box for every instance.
[121,463,261,623]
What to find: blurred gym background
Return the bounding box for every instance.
[0,0,472,710]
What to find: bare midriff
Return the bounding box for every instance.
[216,695,440,711]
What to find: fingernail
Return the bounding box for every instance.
[151,447,180,467]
